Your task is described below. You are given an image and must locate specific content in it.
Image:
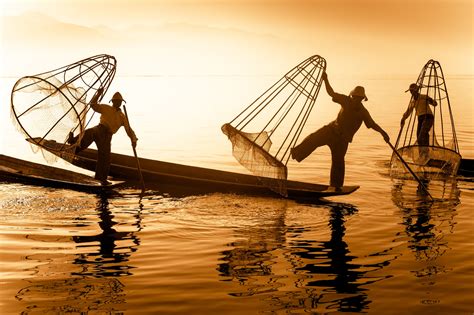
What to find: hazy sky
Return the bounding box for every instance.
[0,0,473,76]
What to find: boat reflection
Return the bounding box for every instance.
[217,200,396,313]
[15,191,142,313]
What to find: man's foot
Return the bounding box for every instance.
[67,132,75,144]
[328,186,343,192]
[290,148,301,162]
[100,179,111,186]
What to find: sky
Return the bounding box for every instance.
[0,0,473,77]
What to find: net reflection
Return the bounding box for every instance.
[15,191,142,313]
[217,205,287,296]
[392,179,460,263]
[218,200,396,313]
[16,277,126,314]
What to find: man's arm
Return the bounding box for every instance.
[372,122,390,143]
[90,87,104,112]
[123,115,138,148]
[363,110,390,143]
[321,72,336,98]
[400,100,414,126]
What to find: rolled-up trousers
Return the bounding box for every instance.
[74,124,113,181]
[292,124,349,187]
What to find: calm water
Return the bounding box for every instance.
[0,75,473,314]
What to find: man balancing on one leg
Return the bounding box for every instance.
[291,71,390,191]
[67,87,138,185]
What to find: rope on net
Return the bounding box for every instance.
[222,55,326,196]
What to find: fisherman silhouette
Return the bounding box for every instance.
[67,88,138,184]
[400,83,437,160]
[291,71,390,191]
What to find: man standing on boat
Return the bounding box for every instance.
[291,71,390,191]
[400,83,437,149]
[67,87,138,184]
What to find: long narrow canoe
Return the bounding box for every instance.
[0,154,123,191]
[29,138,360,198]
[458,158,474,178]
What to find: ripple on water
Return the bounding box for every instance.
[0,176,473,314]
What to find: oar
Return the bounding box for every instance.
[123,105,146,194]
[387,141,433,201]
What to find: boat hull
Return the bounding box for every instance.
[73,148,359,198]
[28,138,360,198]
[0,154,123,191]
[458,158,474,178]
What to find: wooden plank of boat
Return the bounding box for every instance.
[458,158,474,178]
[28,138,359,198]
[0,154,123,191]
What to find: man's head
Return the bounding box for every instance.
[111,92,125,108]
[405,83,419,95]
[349,86,368,102]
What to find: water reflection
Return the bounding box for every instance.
[72,191,141,277]
[392,179,459,261]
[15,191,142,313]
[391,179,460,304]
[217,204,287,296]
[16,277,126,314]
[286,202,395,313]
[218,200,396,313]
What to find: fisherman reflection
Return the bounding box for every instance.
[287,203,394,312]
[15,192,142,314]
[392,179,459,262]
[72,191,140,277]
[217,201,395,313]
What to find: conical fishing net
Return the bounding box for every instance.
[10,54,116,162]
[391,59,461,180]
[222,55,326,196]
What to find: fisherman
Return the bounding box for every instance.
[400,83,437,149]
[291,71,390,191]
[67,87,138,184]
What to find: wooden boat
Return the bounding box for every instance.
[29,138,359,198]
[458,158,474,178]
[0,154,123,191]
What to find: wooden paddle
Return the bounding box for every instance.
[123,105,146,194]
[388,141,433,201]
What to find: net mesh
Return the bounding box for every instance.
[10,54,117,163]
[222,123,287,195]
[391,59,461,179]
[391,146,461,180]
[222,55,326,196]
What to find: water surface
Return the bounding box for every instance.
[0,75,473,314]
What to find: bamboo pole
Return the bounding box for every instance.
[388,141,433,201]
[123,105,145,194]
